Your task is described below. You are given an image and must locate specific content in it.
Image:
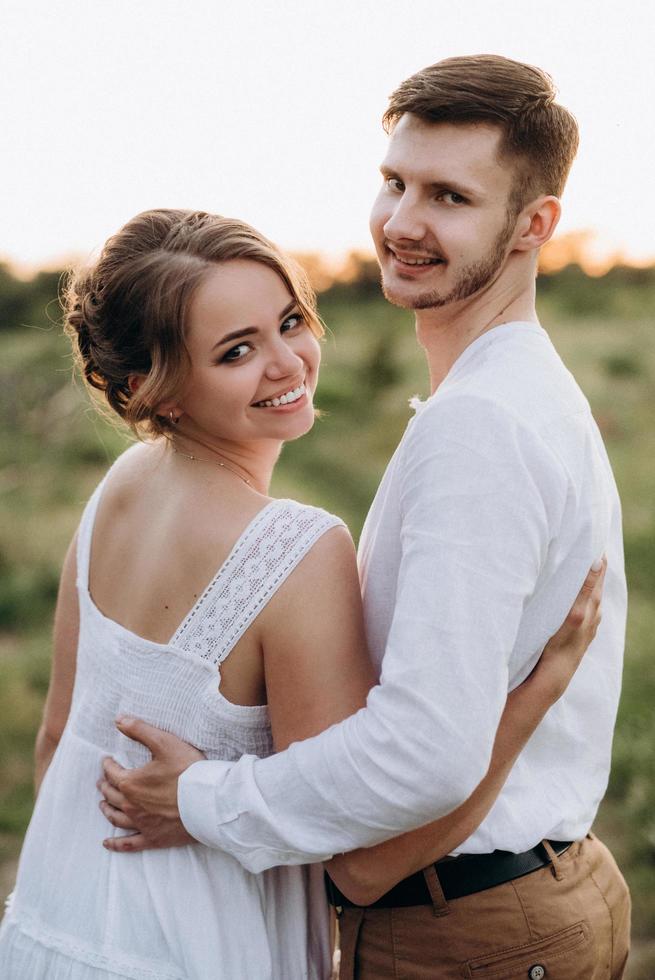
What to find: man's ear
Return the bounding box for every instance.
[512,196,561,252]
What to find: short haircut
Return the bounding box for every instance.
[383,54,579,212]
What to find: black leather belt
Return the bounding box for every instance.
[325,840,574,909]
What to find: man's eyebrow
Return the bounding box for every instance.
[212,300,298,349]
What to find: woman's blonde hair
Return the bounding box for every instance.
[63,209,323,438]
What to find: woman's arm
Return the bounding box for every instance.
[34,533,79,793]
[260,524,376,751]
[326,559,606,904]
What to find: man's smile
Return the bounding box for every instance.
[385,244,446,269]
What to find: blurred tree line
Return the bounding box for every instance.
[0,265,62,333]
[2,256,655,330]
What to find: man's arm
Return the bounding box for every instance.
[327,556,604,903]
[104,398,574,869]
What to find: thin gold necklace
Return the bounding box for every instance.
[171,445,252,486]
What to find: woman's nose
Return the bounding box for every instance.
[265,341,304,380]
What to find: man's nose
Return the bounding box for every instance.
[383,194,427,243]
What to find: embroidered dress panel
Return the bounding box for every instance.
[0,466,340,979]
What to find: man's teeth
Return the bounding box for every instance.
[396,255,441,266]
[256,384,306,408]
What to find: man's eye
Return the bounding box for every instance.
[221,343,251,363]
[441,191,466,205]
[386,177,404,193]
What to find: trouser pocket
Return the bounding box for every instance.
[465,921,591,979]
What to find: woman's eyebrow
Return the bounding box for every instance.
[213,326,258,349]
[213,301,298,349]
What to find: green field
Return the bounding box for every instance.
[1,266,654,973]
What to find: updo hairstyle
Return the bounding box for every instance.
[63,209,323,438]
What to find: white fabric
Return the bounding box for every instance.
[178,321,627,870]
[0,479,341,979]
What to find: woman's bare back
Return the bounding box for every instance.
[89,442,272,705]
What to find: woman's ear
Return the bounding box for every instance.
[129,376,183,424]
[513,196,561,253]
[154,400,184,425]
[128,374,145,394]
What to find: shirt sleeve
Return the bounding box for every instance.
[178,395,566,872]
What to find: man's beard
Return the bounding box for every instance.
[381,213,516,311]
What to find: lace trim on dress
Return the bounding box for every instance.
[172,499,343,666]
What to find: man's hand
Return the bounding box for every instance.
[99,716,204,853]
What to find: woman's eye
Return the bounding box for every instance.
[221,343,251,363]
[281,313,303,333]
[386,177,404,193]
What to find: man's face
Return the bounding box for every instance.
[369,116,520,310]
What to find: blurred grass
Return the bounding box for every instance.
[0,267,654,969]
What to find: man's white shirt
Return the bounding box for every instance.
[179,322,626,872]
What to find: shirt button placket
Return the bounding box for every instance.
[528,966,546,980]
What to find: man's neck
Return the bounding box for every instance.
[416,273,538,394]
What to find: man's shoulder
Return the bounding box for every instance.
[421,328,589,438]
[407,389,553,467]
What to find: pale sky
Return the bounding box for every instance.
[3,0,654,270]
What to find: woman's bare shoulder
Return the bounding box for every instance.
[259,521,359,624]
[105,440,166,488]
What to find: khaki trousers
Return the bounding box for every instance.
[338,834,630,979]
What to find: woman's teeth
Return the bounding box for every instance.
[255,384,306,408]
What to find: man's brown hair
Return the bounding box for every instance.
[383,54,579,213]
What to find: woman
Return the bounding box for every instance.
[0,209,602,979]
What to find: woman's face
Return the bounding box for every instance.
[177,259,321,446]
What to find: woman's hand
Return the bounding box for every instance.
[528,557,606,704]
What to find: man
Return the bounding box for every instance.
[101,55,630,976]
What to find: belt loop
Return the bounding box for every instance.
[423,864,450,917]
[541,839,565,881]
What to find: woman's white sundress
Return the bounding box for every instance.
[0,472,341,979]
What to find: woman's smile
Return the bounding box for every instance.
[252,381,307,409]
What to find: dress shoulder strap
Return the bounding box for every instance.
[173,499,345,666]
[75,476,108,593]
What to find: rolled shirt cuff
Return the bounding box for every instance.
[178,760,237,848]
[177,757,333,872]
